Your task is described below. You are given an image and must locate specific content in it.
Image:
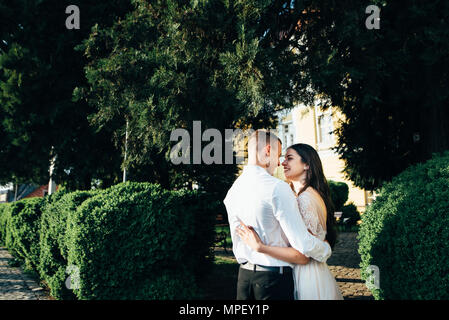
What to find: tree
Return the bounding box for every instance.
[0,0,133,190]
[76,0,302,198]
[274,0,449,189]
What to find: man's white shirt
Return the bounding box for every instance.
[223,165,332,268]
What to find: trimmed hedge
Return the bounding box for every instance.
[4,198,44,271]
[65,182,214,299]
[0,182,216,300]
[39,190,98,299]
[358,151,449,299]
[0,203,11,246]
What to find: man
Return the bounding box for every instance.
[223,130,331,300]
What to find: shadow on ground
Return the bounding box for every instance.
[197,254,239,300]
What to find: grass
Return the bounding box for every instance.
[214,225,232,248]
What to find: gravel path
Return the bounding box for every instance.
[327,232,374,300]
[0,247,51,300]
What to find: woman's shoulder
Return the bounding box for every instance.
[297,187,325,208]
[298,186,317,199]
[297,188,314,205]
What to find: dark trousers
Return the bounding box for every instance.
[236,265,294,300]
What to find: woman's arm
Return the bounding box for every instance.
[235,222,310,265]
[258,243,310,265]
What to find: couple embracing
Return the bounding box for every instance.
[224,130,343,300]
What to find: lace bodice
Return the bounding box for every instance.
[296,189,327,241]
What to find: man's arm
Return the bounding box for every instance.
[224,197,248,264]
[272,182,332,263]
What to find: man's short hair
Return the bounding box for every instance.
[248,129,282,154]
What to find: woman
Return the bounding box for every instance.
[236,143,343,300]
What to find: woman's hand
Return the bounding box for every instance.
[235,221,264,252]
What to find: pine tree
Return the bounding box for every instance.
[270,0,449,189]
[77,0,294,198]
[0,0,133,189]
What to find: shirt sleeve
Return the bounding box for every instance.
[271,182,332,263]
[223,194,248,264]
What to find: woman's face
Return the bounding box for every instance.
[281,148,309,181]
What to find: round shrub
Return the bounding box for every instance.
[39,190,98,300]
[65,182,215,300]
[358,151,449,299]
[339,203,361,228]
[328,180,349,211]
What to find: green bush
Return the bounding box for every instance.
[39,190,98,300]
[0,203,11,246]
[339,203,361,229]
[5,198,44,271]
[0,182,216,300]
[0,204,12,248]
[328,180,349,211]
[64,182,215,300]
[358,151,449,299]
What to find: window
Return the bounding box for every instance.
[365,190,376,205]
[276,110,295,155]
[283,124,289,146]
[282,123,294,149]
[316,109,334,146]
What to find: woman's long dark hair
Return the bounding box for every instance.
[287,143,337,249]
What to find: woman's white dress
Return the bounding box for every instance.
[293,188,344,300]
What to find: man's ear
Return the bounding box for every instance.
[265,144,271,156]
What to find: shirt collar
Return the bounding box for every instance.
[243,164,271,176]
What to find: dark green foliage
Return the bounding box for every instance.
[77,0,285,196]
[2,0,449,194]
[0,182,215,300]
[358,151,449,299]
[65,182,215,299]
[0,202,11,246]
[0,0,132,189]
[39,190,98,300]
[4,198,44,270]
[340,203,361,228]
[328,180,349,211]
[282,0,449,189]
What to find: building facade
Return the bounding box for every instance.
[0,183,57,203]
